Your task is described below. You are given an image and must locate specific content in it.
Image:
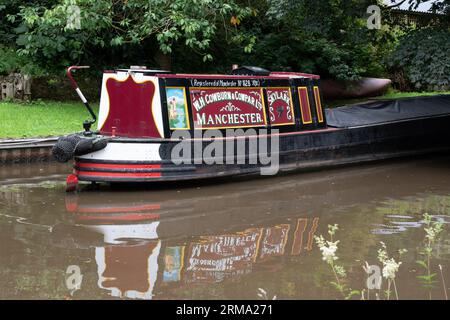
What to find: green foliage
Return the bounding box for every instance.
[0,45,45,75]
[315,224,362,299]
[415,213,445,297]
[388,28,450,90]
[0,46,23,74]
[5,0,251,74]
[201,0,396,81]
[1,0,449,84]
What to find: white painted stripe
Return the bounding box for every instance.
[75,87,88,103]
[94,247,106,292]
[77,142,162,161]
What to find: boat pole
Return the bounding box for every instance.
[67,66,97,135]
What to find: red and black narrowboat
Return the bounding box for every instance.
[53,65,450,188]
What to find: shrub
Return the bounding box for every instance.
[0,46,46,76]
[388,28,450,91]
[0,46,23,75]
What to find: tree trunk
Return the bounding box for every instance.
[155,50,172,71]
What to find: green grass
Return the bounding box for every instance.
[0,100,99,138]
[375,90,450,99]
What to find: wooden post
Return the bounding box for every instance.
[0,73,32,101]
[155,50,171,71]
[23,74,32,101]
[1,82,14,100]
[14,73,24,100]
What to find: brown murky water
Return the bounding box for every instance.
[0,157,449,300]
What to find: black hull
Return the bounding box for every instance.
[74,114,450,183]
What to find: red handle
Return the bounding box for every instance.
[67,65,90,89]
[66,65,97,131]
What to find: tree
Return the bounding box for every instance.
[387,27,450,91]
[6,0,252,74]
[198,0,395,81]
[3,0,449,82]
[383,0,450,90]
[210,0,449,81]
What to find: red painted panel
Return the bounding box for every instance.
[306,217,319,251]
[101,76,162,138]
[298,87,313,124]
[313,86,324,123]
[259,224,291,259]
[75,170,162,178]
[291,218,308,255]
[189,87,267,129]
[76,204,161,213]
[102,242,159,293]
[77,213,160,221]
[266,88,295,126]
[185,228,263,282]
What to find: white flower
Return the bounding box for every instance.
[382,258,402,280]
[319,241,339,264]
[315,235,325,247]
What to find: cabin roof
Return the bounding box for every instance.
[156,73,319,80]
[107,71,320,80]
[106,67,320,80]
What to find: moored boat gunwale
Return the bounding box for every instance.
[73,111,450,183]
[53,66,450,186]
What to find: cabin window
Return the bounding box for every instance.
[265,87,295,126]
[298,87,313,124]
[313,86,324,123]
[166,87,190,130]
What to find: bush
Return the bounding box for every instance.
[388,28,450,91]
[0,46,23,75]
[0,46,46,76]
[183,0,394,82]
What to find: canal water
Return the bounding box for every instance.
[0,157,449,300]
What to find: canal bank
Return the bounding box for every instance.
[0,137,58,164]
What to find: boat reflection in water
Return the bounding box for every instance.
[65,195,319,299]
[3,157,449,299]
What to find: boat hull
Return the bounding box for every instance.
[73,114,450,183]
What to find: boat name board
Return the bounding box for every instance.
[266,88,295,126]
[190,79,261,87]
[189,88,267,129]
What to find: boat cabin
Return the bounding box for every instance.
[97,67,326,139]
[56,65,450,186]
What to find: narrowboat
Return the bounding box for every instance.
[53,65,450,189]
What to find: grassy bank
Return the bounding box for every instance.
[0,100,99,138]
[376,91,450,99]
[0,91,449,138]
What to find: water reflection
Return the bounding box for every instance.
[372,215,422,234]
[66,195,319,299]
[0,157,449,299]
